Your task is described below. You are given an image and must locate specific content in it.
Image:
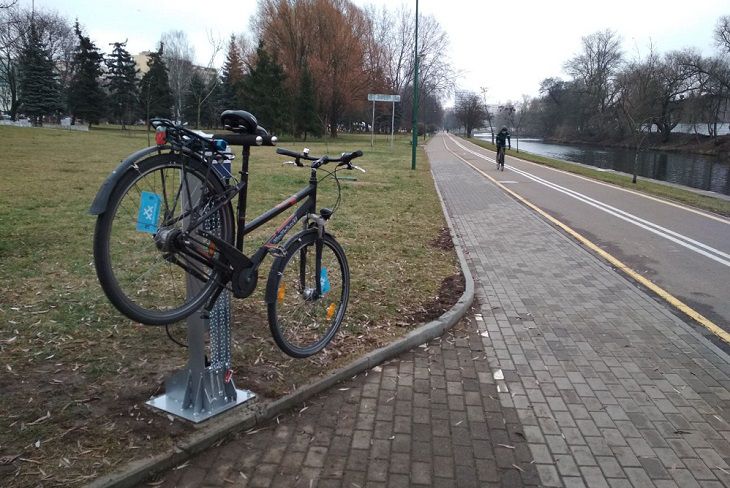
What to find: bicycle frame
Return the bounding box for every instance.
[178,145,323,291]
[239,168,319,268]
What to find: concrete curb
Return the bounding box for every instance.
[86,163,474,488]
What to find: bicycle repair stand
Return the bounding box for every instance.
[146,131,277,423]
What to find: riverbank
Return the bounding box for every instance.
[467,137,730,217]
[543,132,730,159]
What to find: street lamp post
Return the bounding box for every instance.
[411,0,419,170]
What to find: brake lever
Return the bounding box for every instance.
[351,164,366,173]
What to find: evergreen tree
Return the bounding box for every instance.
[241,41,287,134]
[295,67,321,140]
[105,40,138,128]
[67,22,106,128]
[17,24,62,125]
[219,36,245,111]
[139,43,173,126]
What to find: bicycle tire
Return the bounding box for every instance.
[267,230,350,358]
[93,152,234,325]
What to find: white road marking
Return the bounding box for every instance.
[449,135,730,225]
[444,136,730,268]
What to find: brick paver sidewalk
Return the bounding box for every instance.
[154,135,730,487]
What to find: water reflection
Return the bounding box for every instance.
[475,136,730,196]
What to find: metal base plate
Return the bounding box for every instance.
[147,387,255,423]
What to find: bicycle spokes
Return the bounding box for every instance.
[96,155,232,323]
[269,233,349,357]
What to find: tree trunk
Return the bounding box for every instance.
[660,123,671,143]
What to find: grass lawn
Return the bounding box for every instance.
[0,126,460,486]
[466,137,730,217]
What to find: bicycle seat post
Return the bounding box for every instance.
[236,144,251,251]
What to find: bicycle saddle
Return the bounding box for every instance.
[221,110,258,134]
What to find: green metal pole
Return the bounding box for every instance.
[411,0,419,170]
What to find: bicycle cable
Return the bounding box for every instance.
[317,166,344,215]
[165,324,188,348]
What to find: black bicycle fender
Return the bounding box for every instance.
[89,145,212,215]
[264,228,328,305]
[89,146,172,215]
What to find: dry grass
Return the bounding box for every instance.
[0,126,460,487]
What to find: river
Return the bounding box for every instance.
[473,134,730,197]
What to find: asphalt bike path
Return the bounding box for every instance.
[429,132,730,487]
[146,133,730,488]
[445,134,730,333]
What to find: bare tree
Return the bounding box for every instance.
[0,6,22,114]
[564,29,623,134]
[715,15,730,54]
[367,4,455,130]
[454,90,485,138]
[510,96,531,152]
[186,30,223,128]
[160,30,194,123]
[480,86,495,143]
[616,54,660,137]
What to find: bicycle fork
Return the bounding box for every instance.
[305,214,327,300]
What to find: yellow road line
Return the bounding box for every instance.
[441,136,730,344]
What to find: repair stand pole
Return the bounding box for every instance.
[147,157,255,423]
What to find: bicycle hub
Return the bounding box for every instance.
[154,228,183,253]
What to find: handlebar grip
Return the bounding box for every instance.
[276,148,302,158]
[340,150,363,162]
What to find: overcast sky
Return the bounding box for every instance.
[34,0,729,106]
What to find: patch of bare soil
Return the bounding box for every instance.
[407,273,466,324]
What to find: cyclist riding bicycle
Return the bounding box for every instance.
[496,126,511,170]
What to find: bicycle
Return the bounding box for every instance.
[90,110,365,358]
[496,145,506,171]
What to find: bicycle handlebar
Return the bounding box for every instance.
[276,148,363,166]
[212,132,278,147]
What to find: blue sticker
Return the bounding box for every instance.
[136,191,162,234]
[320,267,331,295]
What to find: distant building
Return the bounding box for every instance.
[133,51,218,81]
[133,51,153,76]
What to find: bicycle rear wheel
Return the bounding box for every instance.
[267,230,350,358]
[93,153,234,325]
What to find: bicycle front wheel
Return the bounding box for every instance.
[93,153,234,325]
[267,230,350,358]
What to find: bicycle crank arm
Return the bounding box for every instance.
[199,231,259,299]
